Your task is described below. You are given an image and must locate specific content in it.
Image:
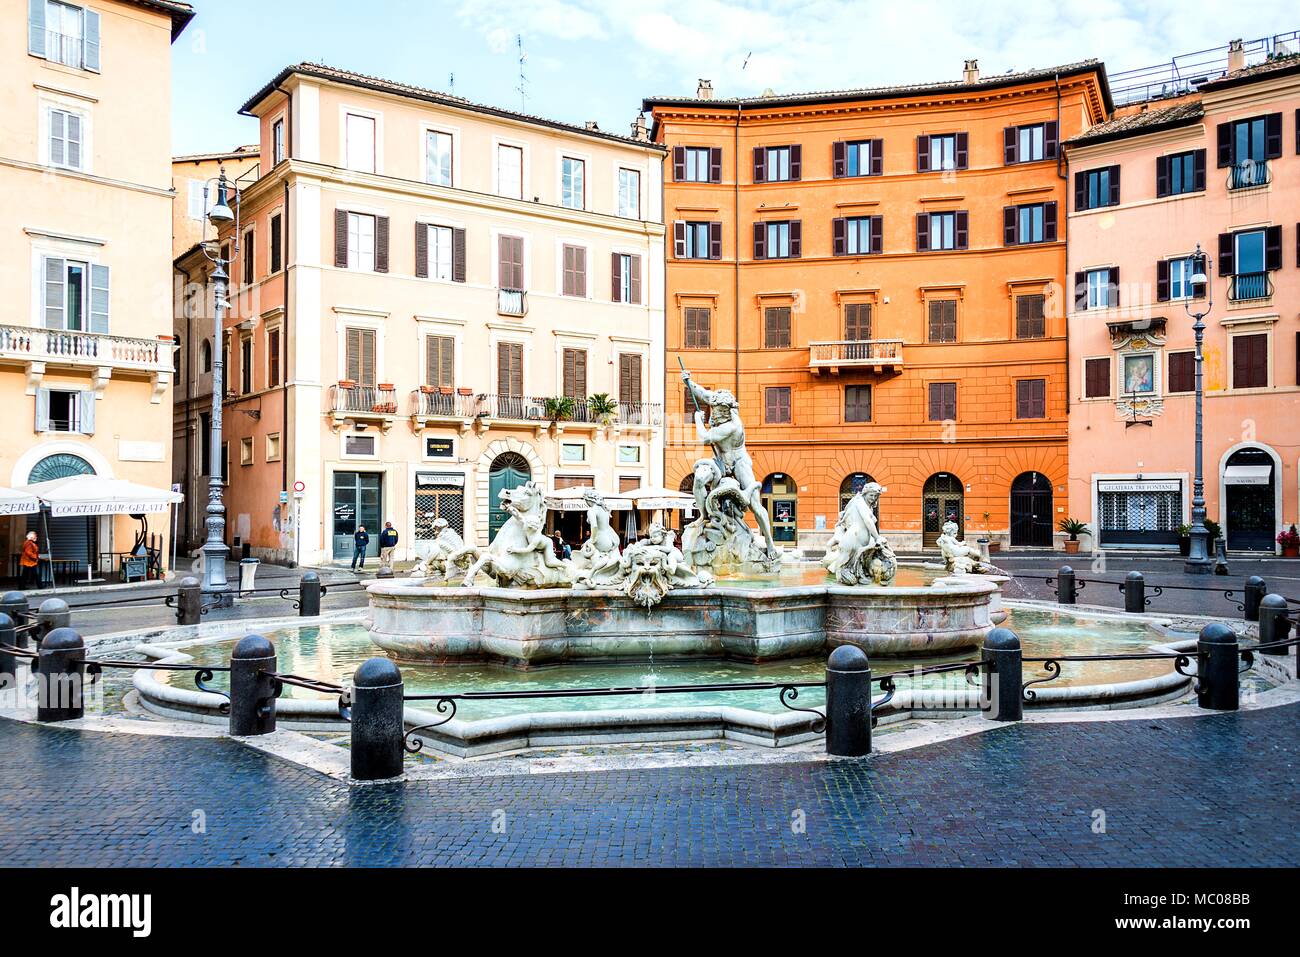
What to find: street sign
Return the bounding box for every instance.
[293,480,306,493]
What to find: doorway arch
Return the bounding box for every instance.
[25,453,97,578]
[922,473,964,548]
[761,472,798,544]
[1010,471,1053,547]
[1222,446,1277,551]
[488,452,531,541]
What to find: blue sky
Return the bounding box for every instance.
[173,0,1298,155]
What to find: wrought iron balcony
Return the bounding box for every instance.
[412,389,482,419]
[330,383,398,416]
[1228,272,1271,302]
[809,338,905,374]
[497,288,528,317]
[617,400,662,428]
[1228,160,1270,190]
[45,30,93,69]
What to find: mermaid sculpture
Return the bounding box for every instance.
[823,482,897,586]
[571,489,622,587]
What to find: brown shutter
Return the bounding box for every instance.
[1216,122,1232,167]
[1003,126,1017,164]
[629,255,641,304]
[346,327,359,382]
[415,223,429,278]
[1108,166,1120,206]
[499,235,523,288]
[789,144,802,180]
[753,222,766,259]
[563,348,587,397]
[618,353,642,404]
[452,227,466,282]
[832,217,846,256]
[672,146,686,181]
[1218,231,1234,276]
[1156,259,1170,302]
[1155,155,1169,197]
[709,147,722,183]
[1264,224,1282,270]
[1074,171,1086,210]
[1108,266,1120,307]
[752,147,765,183]
[1044,202,1058,242]
[916,212,929,251]
[1193,149,1206,191]
[426,336,454,388]
[610,252,622,301]
[870,139,883,176]
[832,140,846,177]
[1003,206,1017,245]
[845,302,871,340]
[562,245,574,296]
[1265,112,1283,159]
[334,209,349,268]
[375,216,389,273]
[709,221,722,259]
[1074,271,1088,312]
[955,132,968,169]
[954,210,968,250]
[1044,121,1058,158]
[788,220,802,258]
[870,216,882,254]
[498,342,523,396]
[347,327,375,385]
[673,221,686,258]
[916,135,930,172]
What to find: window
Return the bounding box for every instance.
[754,145,800,183]
[928,382,957,421]
[37,1,98,71]
[42,257,108,332]
[187,181,207,221]
[272,118,285,165]
[754,220,801,259]
[834,139,882,178]
[917,211,966,251]
[426,335,454,389]
[1078,267,1119,310]
[1231,333,1269,390]
[1075,166,1120,210]
[240,336,252,393]
[1004,202,1057,245]
[48,108,84,170]
[497,342,524,396]
[1167,352,1195,394]
[560,443,586,464]
[497,234,524,289]
[618,168,640,218]
[37,388,91,434]
[239,437,253,466]
[560,244,587,297]
[267,327,281,387]
[845,385,872,423]
[1219,114,1281,188]
[344,434,376,458]
[496,144,523,199]
[200,340,212,373]
[561,157,585,209]
[1084,357,1111,398]
[346,213,376,271]
[834,216,881,256]
[221,442,230,484]
[764,387,792,424]
[918,133,967,172]
[1015,294,1045,339]
[1016,379,1046,419]
[684,307,711,349]
[611,253,641,304]
[618,353,643,405]
[674,146,720,183]
[844,303,872,340]
[1224,227,1278,301]
[1004,122,1057,164]
[675,221,720,259]
[1157,150,1204,197]
[927,300,957,343]
[345,327,376,386]
[1158,256,1203,302]
[266,433,281,462]
[425,130,453,186]
[242,230,254,286]
[618,445,641,464]
[345,113,376,173]
[764,306,792,348]
[270,214,283,273]
[562,348,587,399]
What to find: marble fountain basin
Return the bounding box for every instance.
[365,564,1003,668]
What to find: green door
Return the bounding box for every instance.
[488,453,531,542]
[332,472,382,559]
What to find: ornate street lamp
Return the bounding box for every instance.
[1184,244,1213,574]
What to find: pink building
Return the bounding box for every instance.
[1065,55,1300,554]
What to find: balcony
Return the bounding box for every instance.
[44,30,93,70]
[1228,160,1270,191]
[330,382,398,431]
[466,394,661,436]
[497,288,528,317]
[0,325,172,401]
[809,339,905,375]
[1228,272,1272,303]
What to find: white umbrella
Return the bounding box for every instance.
[621,485,696,511]
[544,486,632,512]
[0,486,40,516]
[25,475,183,516]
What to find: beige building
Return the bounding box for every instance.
[171,144,260,257]
[0,0,192,583]
[212,63,666,565]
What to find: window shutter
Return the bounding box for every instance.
[43,257,65,328]
[79,390,95,435]
[1193,149,1206,191]
[415,223,429,278]
[1108,267,1120,307]
[927,383,939,421]
[672,146,685,181]
[1074,271,1087,312]
[1264,112,1283,159]
[34,389,49,432]
[1015,382,1028,419]
[673,221,686,258]
[1155,155,1169,197]
[1216,122,1232,167]
[954,211,968,250]
[1156,258,1170,302]
[1108,166,1120,205]
[753,222,766,259]
[610,252,622,302]
[709,222,722,259]
[789,144,802,181]
[563,348,577,397]
[334,210,349,268]
[50,109,64,166]
[870,139,883,176]
[1085,357,1109,397]
[709,147,722,183]
[1264,224,1282,270]
[1045,121,1058,159]
[1003,127,1017,164]
[89,265,109,333]
[832,217,846,256]
[869,216,882,254]
[270,215,282,273]
[752,147,765,183]
[832,141,846,177]
[1074,171,1086,211]
[575,246,588,297]
[451,228,466,282]
[916,213,929,251]
[346,328,360,382]
[629,255,641,304]
[788,220,802,258]
[916,135,930,172]
[1003,206,1017,245]
[83,9,100,72]
[1218,232,1234,276]
[28,0,45,57]
[955,132,968,169]
[1044,202,1057,242]
[374,216,389,273]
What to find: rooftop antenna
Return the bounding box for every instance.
[449,72,455,96]
[516,34,528,111]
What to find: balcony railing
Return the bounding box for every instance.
[1228,272,1271,302]
[413,389,481,418]
[0,325,169,372]
[331,383,398,415]
[467,395,661,428]
[45,30,92,70]
[1228,160,1270,190]
[617,400,662,427]
[809,338,905,372]
[497,288,528,317]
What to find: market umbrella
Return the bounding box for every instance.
[0,486,41,516]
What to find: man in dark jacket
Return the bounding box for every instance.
[351,525,370,570]
[378,522,399,569]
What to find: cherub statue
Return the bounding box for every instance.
[935,520,988,575]
[617,522,714,607]
[411,517,479,581]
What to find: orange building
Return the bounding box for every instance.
[646,61,1111,552]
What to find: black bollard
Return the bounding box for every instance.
[1196,622,1239,711]
[825,644,872,756]
[228,635,278,736]
[1257,594,1291,657]
[1214,539,1229,576]
[982,627,1024,721]
[0,613,18,683]
[350,657,406,780]
[1123,570,1145,613]
[33,598,71,652]
[300,571,322,618]
[1057,566,1076,604]
[1243,576,1266,622]
[36,627,86,722]
[175,577,202,626]
[0,591,29,631]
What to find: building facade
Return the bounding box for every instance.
[1065,55,1300,553]
[171,145,260,257]
[646,63,1110,552]
[212,63,665,565]
[1,0,191,580]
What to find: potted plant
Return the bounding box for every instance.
[588,392,618,427]
[378,382,395,392]
[457,387,474,396]
[1058,518,1088,554]
[1278,525,1299,558]
[419,385,437,394]
[1177,523,1191,557]
[338,378,357,390]
[543,395,576,424]
[1204,519,1222,551]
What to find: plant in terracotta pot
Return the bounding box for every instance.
[1278,525,1300,558]
[587,392,618,427]
[1058,517,1088,554]
[543,395,575,424]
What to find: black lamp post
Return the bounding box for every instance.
[1184,244,1213,574]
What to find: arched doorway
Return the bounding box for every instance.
[1223,447,1275,551]
[922,473,964,548]
[761,473,798,544]
[488,452,531,541]
[26,453,97,581]
[839,472,878,525]
[1010,471,1053,547]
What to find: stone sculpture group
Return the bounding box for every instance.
[822,481,898,586]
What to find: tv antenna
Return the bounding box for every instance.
[516,34,528,111]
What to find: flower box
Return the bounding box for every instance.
[338,379,357,390]
[419,385,437,394]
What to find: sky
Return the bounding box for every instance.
[173,0,1298,155]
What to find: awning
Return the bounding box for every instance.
[24,476,184,517]
[544,486,632,512]
[0,486,41,516]
[1223,465,1272,486]
[620,485,696,511]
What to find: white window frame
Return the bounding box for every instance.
[43,0,85,69]
[1168,256,1195,301]
[427,223,454,281]
[346,212,377,272]
[1086,268,1114,309]
[41,100,90,172]
[271,114,286,165]
[493,139,527,200]
[339,106,382,174]
[187,180,208,221]
[616,167,641,219]
[559,153,587,210]
[34,247,109,333]
[560,441,587,464]
[1018,124,1046,162]
[930,134,958,171]
[422,126,457,188]
[341,431,380,460]
[928,212,956,250]
[682,147,711,182]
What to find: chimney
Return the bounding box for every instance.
[584,120,600,131]
[696,78,714,100]
[963,59,979,82]
[630,115,649,142]
[1227,38,1245,73]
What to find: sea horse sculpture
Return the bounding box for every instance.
[823,482,897,586]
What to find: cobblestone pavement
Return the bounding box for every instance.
[2,705,1297,866]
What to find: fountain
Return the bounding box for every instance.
[367,370,1003,667]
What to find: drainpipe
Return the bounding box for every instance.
[1056,73,1071,417]
[276,82,293,561]
[180,263,194,550]
[734,101,742,394]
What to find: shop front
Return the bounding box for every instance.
[1096,478,1184,549]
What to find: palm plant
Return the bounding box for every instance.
[587,392,618,425]
[1058,518,1089,541]
[543,395,576,423]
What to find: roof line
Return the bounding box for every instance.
[120,0,195,40]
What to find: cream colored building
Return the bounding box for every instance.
[171,144,260,258]
[216,64,666,565]
[0,0,192,582]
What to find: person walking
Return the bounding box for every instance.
[351,525,370,570]
[378,522,399,569]
[19,531,40,589]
